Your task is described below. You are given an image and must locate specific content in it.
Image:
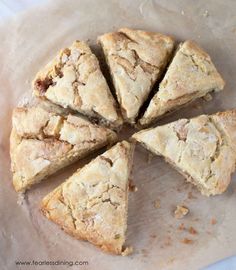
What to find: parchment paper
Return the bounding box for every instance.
[1,1,236,269]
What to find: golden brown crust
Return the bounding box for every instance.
[98,28,175,124]
[133,110,236,196]
[139,40,225,127]
[33,40,122,129]
[41,141,134,255]
[10,105,117,192]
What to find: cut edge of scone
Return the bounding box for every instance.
[138,40,225,128]
[211,110,236,154]
[41,140,135,255]
[98,28,175,125]
[10,105,118,193]
[132,110,236,196]
[32,40,123,130]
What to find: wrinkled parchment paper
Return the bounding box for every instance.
[1,1,236,269]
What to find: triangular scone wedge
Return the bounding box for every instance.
[133,110,236,196]
[41,141,134,255]
[98,28,175,124]
[33,40,122,129]
[139,40,225,127]
[10,105,117,192]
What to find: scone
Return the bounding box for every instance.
[98,28,175,124]
[33,40,122,129]
[41,141,134,255]
[139,40,225,127]
[10,105,117,192]
[132,110,236,196]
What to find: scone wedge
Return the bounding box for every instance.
[139,40,225,127]
[41,141,134,255]
[98,28,175,124]
[133,110,236,196]
[33,40,122,129]
[10,105,117,192]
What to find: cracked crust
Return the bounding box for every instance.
[41,141,134,255]
[132,110,236,196]
[10,105,117,192]
[98,28,175,124]
[33,40,122,129]
[139,40,225,127]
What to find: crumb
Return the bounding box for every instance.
[181,238,194,244]
[150,234,157,239]
[206,230,212,235]
[181,10,185,15]
[147,152,154,164]
[203,10,209,17]
[178,223,185,231]
[153,199,161,209]
[174,205,189,219]
[189,226,198,235]
[211,218,217,225]
[203,93,212,101]
[122,246,133,256]
[129,179,138,192]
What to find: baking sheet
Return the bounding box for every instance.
[1,0,236,269]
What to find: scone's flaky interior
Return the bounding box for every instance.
[133,110,236,196]
[98,28,175,124]
[41,141,134,255]
[10,105,117,192]
[139,40,225,127]
[33,40,122,129]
